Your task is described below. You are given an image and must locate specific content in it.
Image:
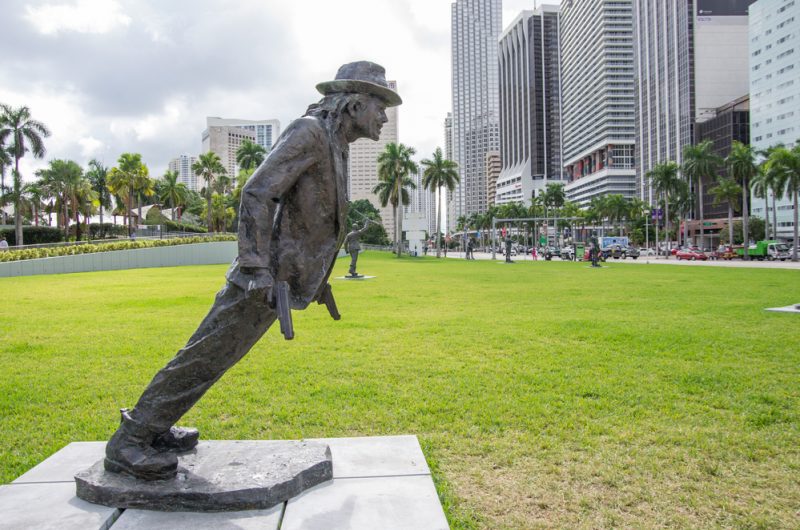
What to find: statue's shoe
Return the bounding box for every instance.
[105,410,178,481]
[152,426,200,452]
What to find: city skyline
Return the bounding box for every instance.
[0,0,546,182]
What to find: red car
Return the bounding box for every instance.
[675,249,707,261]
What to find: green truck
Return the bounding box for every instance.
[735,240,791,261]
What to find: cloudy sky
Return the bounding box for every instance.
[0,0,558,181]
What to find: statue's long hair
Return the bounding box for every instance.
[304,93,369,131]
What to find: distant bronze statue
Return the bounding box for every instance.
[104,62,402,481]
[344,220,374,277]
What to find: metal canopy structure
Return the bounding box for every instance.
[491,216,583,260]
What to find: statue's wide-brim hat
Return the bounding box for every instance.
[316,61,402,107]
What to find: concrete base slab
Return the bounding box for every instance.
[0,482,120,530]
[75,440,332,512]
[335,275,375,280]
[765,303,800,313]
[282,475,449,530]
[111,504,283,530]
[6,435,444,529]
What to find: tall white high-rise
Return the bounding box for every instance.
[750,0,799,241]
[348,80,400,240]
[168,155,198,192]
[451,0,502,229]
[633,0,752,207]
[561,0,637,206]
[497,5,564,206]
[201,117,280,179]
[404,170,436,238]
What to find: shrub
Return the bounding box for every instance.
[0,235,237,263]
[163,220,207,233]
[0,226,63,246]
[88,223,129,239]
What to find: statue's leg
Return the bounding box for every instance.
[132,282,275,432]
[349,251,358,276]
[106,282,275,479]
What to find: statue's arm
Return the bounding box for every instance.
[238,120,321,269]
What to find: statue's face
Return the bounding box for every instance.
[351,96,388,141]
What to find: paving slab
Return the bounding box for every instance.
[13,441,105,484]
[0,482,120,530]
[312,435,429,478]
[281,475,449,530]
[110,504,283,529]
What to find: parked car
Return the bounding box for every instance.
[639,247,656,256]
[623,246,640,259]
[560,246,575,261]
[675,248,708,261]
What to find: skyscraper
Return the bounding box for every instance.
[201,123,256,178]
[348,80,400,240]
[205,117,281,155]
[633,0,753,205]
[750,0,799,241]
[451,0,502,227]
[168,155,198,192]
[561,0,637,206]
[497,5,564,206]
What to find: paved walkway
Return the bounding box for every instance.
[445,251,800,270]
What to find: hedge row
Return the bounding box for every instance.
[163,220,207,233]
[0,235,237,263]
[0,226,64,245]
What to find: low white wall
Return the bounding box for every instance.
[0,243,349,278]
[0,241,238,278]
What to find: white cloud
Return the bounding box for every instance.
[78,136,104,157]
[24,0,131,35]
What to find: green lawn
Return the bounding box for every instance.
[1,253,799,529]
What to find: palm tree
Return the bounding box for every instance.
[193,151,227,232]
[35,159,83,239]
[647,161,681,257]
[751,162,772,240]
[0,145,10,225]
[375,142,418,256]
[85,159,112,234]
[604,194,629,236]
[710,178,742,247]
[420,147,459,258]
[0,104,51,246]
[726,141,757,256]
[683,140,721,247]
[108,153,145,236]
[20,181,46,227]
[767,145,800,261]
[236,140,267,171]
[158,170,189,221]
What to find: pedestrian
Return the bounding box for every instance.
[0,235,8,250]
[531,245,537,261]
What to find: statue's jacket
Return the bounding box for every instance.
[228,116,348,310]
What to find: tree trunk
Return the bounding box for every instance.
[665,198,671,259]
[772,190,778,241]
[698,176,704,248]
[793,190,799,262]
[435,192,441,257]
[728,203,734,247]
[207,194,213,233]
[127,192,134,237]
[763,193,770,240]
[13,161,23,246]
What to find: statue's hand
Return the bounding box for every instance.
[240,267,273,296]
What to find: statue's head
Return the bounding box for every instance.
[309,61,402,142]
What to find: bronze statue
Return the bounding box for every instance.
[344,220,374,277]
[104,62,402,481]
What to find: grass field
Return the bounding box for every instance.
[1,252,799,528]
